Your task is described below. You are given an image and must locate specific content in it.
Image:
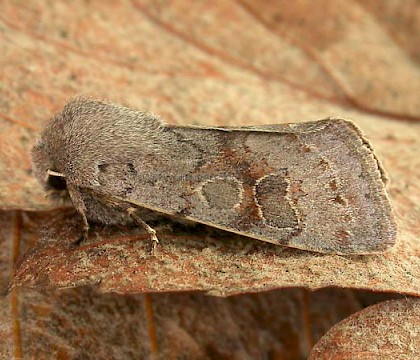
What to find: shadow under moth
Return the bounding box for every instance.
[31,98,396,255]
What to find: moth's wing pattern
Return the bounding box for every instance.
[92,120,396,255]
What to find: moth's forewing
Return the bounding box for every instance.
[95,119,396,255]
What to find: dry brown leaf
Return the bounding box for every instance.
[1,288,153,359]
[3,211,403,359]
[3,287,401,360]
[9,208,420,296]
[308,298,420,360]
[138,0,420,118]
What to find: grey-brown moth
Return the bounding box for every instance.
[31,97,396,254]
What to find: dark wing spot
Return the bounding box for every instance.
[201,178,242,209]
[255,174,298,229]
[98,163,108,172]
[127,162,137,175]
[333,194,347,206]
[329,179,338,191]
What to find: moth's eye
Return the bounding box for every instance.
[47,172,67,191]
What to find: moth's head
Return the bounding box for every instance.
[31,97,106,202]
[31,135,70,203]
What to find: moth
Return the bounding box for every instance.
[31,97,396,254]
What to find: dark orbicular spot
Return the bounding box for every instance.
[329,179,338,191]
[98,163,108,172]
[254,174,298,229]
[127,162,137,174]
[333,194,347,206]
[201,177,242,209]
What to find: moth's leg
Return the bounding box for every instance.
[127,207,159,253]
[67,184,90,245]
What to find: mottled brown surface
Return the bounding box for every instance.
[9,209,418,296]
[1,0,419,358]
[2,212,402,359]
[0,206,403,359]
[309,298,420,359]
